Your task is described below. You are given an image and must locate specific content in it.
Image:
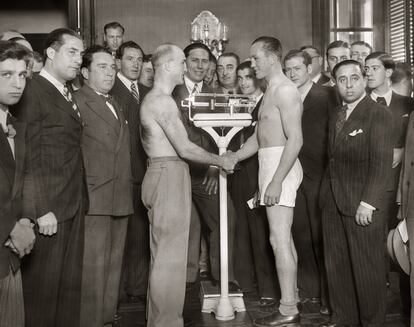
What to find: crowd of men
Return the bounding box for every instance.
[0,20,414,327]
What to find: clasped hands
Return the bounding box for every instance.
[220,151,239,174]
[5,218,35,258]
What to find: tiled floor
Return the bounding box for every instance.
[116,272,409,327]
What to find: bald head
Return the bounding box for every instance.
[152,43,186,87]
[152,44,182,70]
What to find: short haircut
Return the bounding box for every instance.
[252,36,283,61]
[391,62,413,84]
[351,40,372,52]
[0,40,31,64]
[104,21,125,34]
[183,42,212,59]
[152,43,177,70]
[300,45,321,56]
[284,49,312,66]
[326,40,350,58]
[116,40,144,59]
[365,51,395,70]
[143,54,152,63]
[33,51,43,63]
[209,52,217,65]
[81,44,111,70]
[332,59,366,80]
[237,60,253,72]
[43,28,81,61]
[218,52,240,66]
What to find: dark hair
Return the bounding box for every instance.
[43,28,81,61]
[351,41,372,52]
[218,52,240,66]
[237,60,253,72]
[209,52,217,64]
[104,21,125,34]
[0,40,31,64]
[326,40,350,58]
[252,36,283,61]
[81,44,111,70]
[183,42,212,59]
[365,51,395,71]
[284,49,312,66]
[332,59,366,80]
[391,62,413,84]
[33,51,43,63]
[299,45,321,56]
[116,40,144,59]
[143,54,152,63]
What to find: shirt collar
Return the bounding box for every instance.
[370,89,393,106]
[184,75,203,94]
[300,82,313,102]
[39,68,66,95]
[0,108,8,131]
[343,92,366,113]
[311,73,321,83]
[117,72,138,91]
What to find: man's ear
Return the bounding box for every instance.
[45,47,55,61]
[116,58,121,71]
[307,64,313,75]
[385,68,393,79]
[81,67,89,80]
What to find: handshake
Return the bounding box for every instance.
[219,151,239,173]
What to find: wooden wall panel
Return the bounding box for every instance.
[94,0,312,59]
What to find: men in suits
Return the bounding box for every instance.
[284,50,331,313]
[75,45,132,327]
[351,41,372,65]
[172,42,238,286]
[140,44,236,327]
[110,40,150,302]
[324,41,351,87]
[139,54,154,88]
[319,60,393,326]
[216,52,239,94]
[300,45,330,85]
[0,40,35,327]
[229,60,279,304]
[15,28,86,327]
[103,21,124,57]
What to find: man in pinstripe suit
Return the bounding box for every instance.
[320,60,393,327]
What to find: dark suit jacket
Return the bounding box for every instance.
[299,83,331,181]
[315,73,330,85]
[110,76,149,185]
[320,96,393,216]
[0,121,25,279]
[75,84,133,216]
[172,83,217,176]
[400,112,414,219]
[15,74,85,222]
[388,91,414,148]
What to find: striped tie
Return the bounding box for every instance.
[335,104,348,138]
[63,85,81,118]
[376,96,387,106]
[191,83,198,95]
[131,82,140,104]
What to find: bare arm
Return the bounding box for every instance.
[154,96,235,170]
[234,126,259,162]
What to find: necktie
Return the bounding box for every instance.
[131,83,140,104]
[63,85,81,118]
[335,104,348,138]
[376,96,387,106]
[191,83,198,95]
[100,95,119,120]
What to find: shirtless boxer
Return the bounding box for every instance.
[228,36,303,327]
[139,44,236,327]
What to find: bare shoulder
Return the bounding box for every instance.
[274,80,300,100]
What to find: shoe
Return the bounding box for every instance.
[113,312,122,321]
[125,294,146,304]
[199,270,210,280]
[228,281,242,293]
[319,305,332,316]
[253,311,300,326]
[259,297,278,313]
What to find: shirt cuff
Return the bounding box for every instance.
[360,201,376,211]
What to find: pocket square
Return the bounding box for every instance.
[349,129,363,136]
[403,114,409,118]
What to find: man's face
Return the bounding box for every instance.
[0,59,27,106]
[327,47,350,72]
[364,58,392,90]
[82,52,116,94]
[351,44,371,64]
[204,61,216,85]
[284,56,311,89]
[250,42,273,80]
[185,48,210,83]
[237,68,257,95]
[48,34,84,83]
[117,47,143,81]
[217,56,238,89]
[32,60,43,73]
[170,48,187,86]
[335,64,367,103]
[302,47,322,76]
[104,27,124,52]
[139,61,154,88]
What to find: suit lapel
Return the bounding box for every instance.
[11,122,25,198]
[0,131,15,186]
[113,99,127,153]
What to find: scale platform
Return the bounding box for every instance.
[200,280,246,314]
